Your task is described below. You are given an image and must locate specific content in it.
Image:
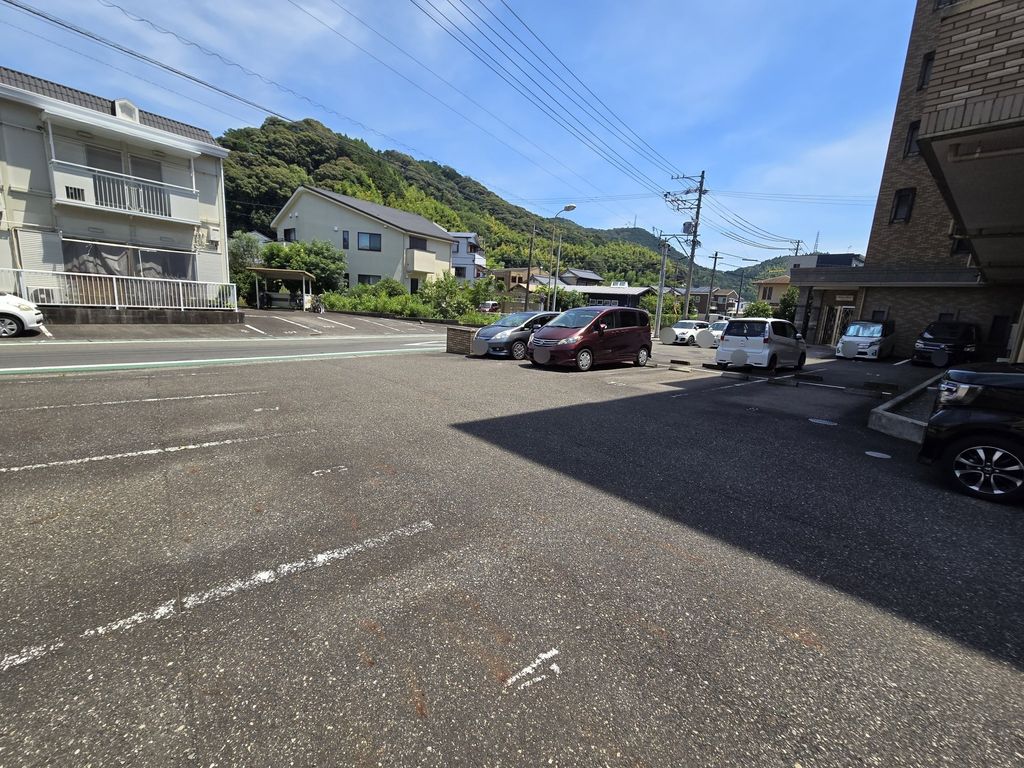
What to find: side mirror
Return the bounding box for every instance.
[597,323,607,334]
[795,333,803,341]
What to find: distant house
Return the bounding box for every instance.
[271,186,454,293]
[753,274,792,308]
[247,231,273,245]
[448,232,487,283]
[688,287,739,317]
[559,267,603,286]
[561,284,654,308]
[492,266,549,291]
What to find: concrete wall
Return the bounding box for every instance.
[276,190,452,290]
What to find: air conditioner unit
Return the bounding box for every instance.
[207,226,221,243]
[114,99,140,123]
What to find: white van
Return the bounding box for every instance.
[715,317,807,372]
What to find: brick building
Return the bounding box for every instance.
[792,0,1024,358]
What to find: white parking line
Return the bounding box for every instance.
[893,359,911,366]
[243,324,267,335]
[0,391,264,413]
[0,432,309,474]
[718,374,796,389]
[274,316,320,333]
[319,317,355,330]
[0,520,435,673]
[364,319,404,332]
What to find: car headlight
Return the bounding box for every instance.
[16,303,34,311]
[557,335,581,345]
[491,330,511,341]
[914,340,925,350]
[963,345,976,353]
[938,380,982,405]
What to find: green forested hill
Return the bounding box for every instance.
[220,117,786,298]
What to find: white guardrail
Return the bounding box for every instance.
[0,268,237,311]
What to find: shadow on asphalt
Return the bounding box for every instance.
[453,376,1024,668]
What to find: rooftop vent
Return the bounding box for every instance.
[114,99,139,123]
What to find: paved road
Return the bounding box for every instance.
[1,351,1020,766]
[0,312,445,373]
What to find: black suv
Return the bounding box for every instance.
[919,363,1024,502]
[911,321,980,367]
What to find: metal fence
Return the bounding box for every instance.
[0,268,237,310]
[93,171,172,218]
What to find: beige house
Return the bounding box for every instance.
[271,186,454,292]
[0,67,233,310]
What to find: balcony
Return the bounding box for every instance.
[51,160,200,224]
[405,247,437,274]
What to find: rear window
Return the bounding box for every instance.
[724,320,766,338]
[923,322,973,340]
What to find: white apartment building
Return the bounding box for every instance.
[0,67,233,311]
[448,232,486,283]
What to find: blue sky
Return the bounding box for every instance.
[0,0,915,271]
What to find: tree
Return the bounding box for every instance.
[228,231,264,304]
[744,300,775,318]
[418,272,472,319]
[261,240,346,292]
[774,286,798,322]
[465,275,499,308]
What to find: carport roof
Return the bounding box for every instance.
[250,267,315,280]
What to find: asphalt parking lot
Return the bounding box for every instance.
[1,346,1021,767]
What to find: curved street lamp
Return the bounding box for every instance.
[549,203,576,311]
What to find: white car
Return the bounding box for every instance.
[715,317,807,372]
[709,320,730,347]
[835,320,895,360]
[666,320,709,345]
[0,292,45,337]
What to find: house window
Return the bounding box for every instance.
[452,242,460,253]
[454,266,467,278]
[409,236,427,251]
[871,310,887,322]
[357,274,381,285]
[283,228,296,242]
[905,121,921,157]
[792,263,800,269]
[918,51,935,90]
[762,287,773,301]
[342,230,349,249]
[358,232,381,251]
[890,188,916,223]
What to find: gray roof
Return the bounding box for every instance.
[562,267,604,282]
[563,285,654,296]
[0,66,219,146]
[689,286,737,295]
[307,187,454,242]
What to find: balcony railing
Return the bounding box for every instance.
[0,268,237,310]
[51,161,201,224]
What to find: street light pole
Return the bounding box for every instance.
[548,203,576,311]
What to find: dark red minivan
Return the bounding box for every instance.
[527,306,651,371]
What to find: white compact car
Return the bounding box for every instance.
[665,319,710,345]
[715,317,807,372]
[709,320,729,347]
[835,320,895,360]
[0,292,44,337]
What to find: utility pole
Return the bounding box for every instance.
[654,236,668,333]
[705,251,721,321]
[793,240,802,260]
[552,230,563,312]
[680,170,705,321]
[524,224,536,311]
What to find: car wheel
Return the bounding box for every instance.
[766,355,778,375]
[510,340,527,360]
[796,352,806,370]
[0,315,24,337]
[634,346,649,367]
[942,435,1024,502]
[686,336,696,346]
[575,348,594,372]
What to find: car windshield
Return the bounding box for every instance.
[548,308,602,328]
[844,322,883,338]
[923,322,971,339]
[672,321,697,329]
[494,312,535,327]
[724,320,766,338]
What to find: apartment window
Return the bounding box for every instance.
[357,232,381,251]
[762,287,774,301]
[454,266,467,278]
[918,51,935,90]
[283,228,296,242]
[342,230,349,249]
[904,121,921,157]
[792,263,800,269]
[890,188,916,223]
[452,242,460,253]
[871,310,887,322]
[357,274,381,285]
[409,236,427,251]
